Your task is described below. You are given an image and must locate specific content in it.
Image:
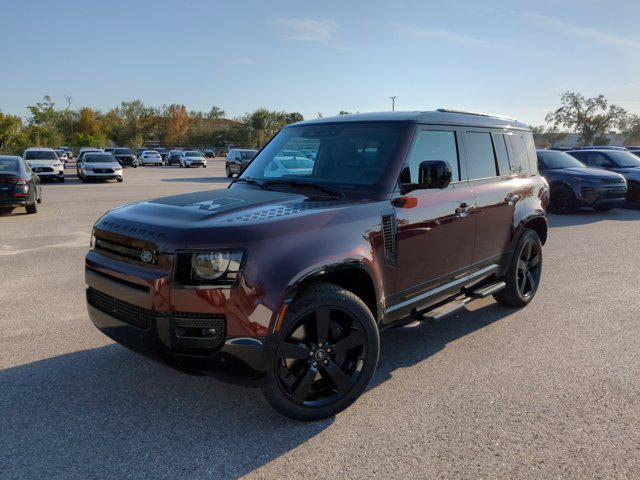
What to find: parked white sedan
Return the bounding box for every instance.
[139,150,163,166]
[78,152,123,182]
[180,150,207,168]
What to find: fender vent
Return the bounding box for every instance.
[381,213,397,265]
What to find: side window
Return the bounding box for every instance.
[588,152,611,168]
[405,130,460,184]
[523,132,538,173]
[508,132,531,174]
[492,133,511,175]
[466,131,497,179]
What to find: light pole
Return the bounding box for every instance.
[65,95,73,138]
[390,96,397,111]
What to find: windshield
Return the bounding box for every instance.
[185,151,202,157]
[537,150,585,170]
[24,150,58,161]
[143,151,159,155]
[0,158,19,172]
[241,123,403,189]
[84,154,116,163]
[240,150,257,160]
[606,151,640,168]
[114,148,132,155]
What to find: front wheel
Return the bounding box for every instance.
[493,228,543,307]
[261,282,379,421]
[225,165,232,178]
[26,202,38,214]
[548,185,575,214]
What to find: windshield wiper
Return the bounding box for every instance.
[262,179,344,199]
[229,177,267,190]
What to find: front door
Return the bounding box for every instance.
[390,127,476,310]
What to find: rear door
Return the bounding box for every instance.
[463,129,524,269]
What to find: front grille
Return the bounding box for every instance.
[87,288,152,330]
[603,177,624,184]
[33,167,54,173]
[94,237,157,264]
[93,168,114,174]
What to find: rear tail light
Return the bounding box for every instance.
[13,177,28,197]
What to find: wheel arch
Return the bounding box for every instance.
[520,214,548,245]
[284,261,382,325]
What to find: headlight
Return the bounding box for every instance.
[174,250,244,287]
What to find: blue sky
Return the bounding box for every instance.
[1,0,638,125]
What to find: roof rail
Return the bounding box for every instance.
[436,108,517,122]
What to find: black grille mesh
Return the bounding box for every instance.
[87,288,151,330]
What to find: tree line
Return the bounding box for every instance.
[533,91,640,147]
[1,91,639,154]
[0,96,304,154]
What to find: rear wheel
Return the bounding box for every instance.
[494,228,543,307]
[549,185,575,214]
[26,201,38,214]
[262,282,379,421]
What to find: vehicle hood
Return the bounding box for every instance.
[95,187,357,249]
[84,162,121,169]
[26,160,59,167]
[185,156,206,161]
[556,167,623,180]
[612,166,640,180]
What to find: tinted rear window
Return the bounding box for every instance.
[0,158,19,171]
[114,148,133,155]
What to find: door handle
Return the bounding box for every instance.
[455,202,471,217]
[506,193,521,205]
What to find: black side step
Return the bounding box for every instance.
[469,281,506,299]
[417,297,471,322]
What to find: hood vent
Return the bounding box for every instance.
[381,213,397,265]
[222,201,339,223]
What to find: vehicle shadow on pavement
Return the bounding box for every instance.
[1,302,513,479]
[547,207,640,228]
[0,346,330,480]
[373,301,513,388]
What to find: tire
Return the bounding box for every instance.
[225,165,232,178]
[133,164,138,169]
[58,176,65,183]
[203,164,207,168]
[261,282,380,421]
[26,201,38,214]
[36,194,42,204]
[626,181,640,208]
[548,185,575,214]
[493,228,543,308]
[117,178,123,183]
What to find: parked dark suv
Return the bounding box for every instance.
[112,148,138,168]
[536,149,626,212]
[85,110,549,420]
[567,149,640,206]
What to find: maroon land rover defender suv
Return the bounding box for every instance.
[85,110,549,420]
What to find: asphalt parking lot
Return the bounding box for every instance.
[1,160,640,479]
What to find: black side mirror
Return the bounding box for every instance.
[402,160,452,193]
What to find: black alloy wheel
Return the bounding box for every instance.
[494,228,543,307]
[516,238,542,300]
[262,282,379,421]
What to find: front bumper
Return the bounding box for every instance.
[576,184,627,207]
[34,170,64,179]
[85,249,274,385]
[84,172,123,180]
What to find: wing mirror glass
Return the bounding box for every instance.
[401,160,452,193]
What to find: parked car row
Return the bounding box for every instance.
[537,148,640,212]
